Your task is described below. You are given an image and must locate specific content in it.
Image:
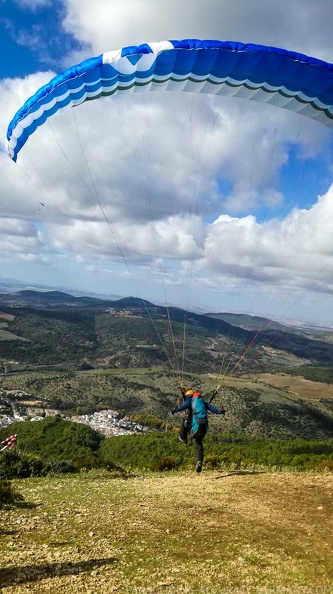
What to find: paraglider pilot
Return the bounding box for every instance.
[171,390,225,473]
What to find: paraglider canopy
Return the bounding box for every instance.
[6,39,333,162]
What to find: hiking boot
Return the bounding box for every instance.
[178,436,187,444]
[196,461,202,473]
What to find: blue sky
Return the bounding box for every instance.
[0,2,82,78]
[1,0,333,325]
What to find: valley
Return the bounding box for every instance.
[1,290,333,441]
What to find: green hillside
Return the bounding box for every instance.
[1,294,333,373]
[2,367,333,440]
[1,417,333,476]
[1,291,333,442]
[0,304,232,370]
[204,311,293,333]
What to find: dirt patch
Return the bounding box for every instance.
[0,312,15,321]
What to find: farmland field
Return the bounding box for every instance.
[253,373,333,399]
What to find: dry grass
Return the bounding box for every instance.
[1,471,333,593]
[213,373,333,401]
[254,373,333,400]
[0,326,25,341]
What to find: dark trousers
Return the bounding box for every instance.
[192,425,207,463]
[194,436,204,463]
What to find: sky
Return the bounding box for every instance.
[1,0,333,325]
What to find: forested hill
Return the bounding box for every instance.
[1,290,333,371]
[205,312,297,333]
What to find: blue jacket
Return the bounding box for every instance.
[173,395,193,412]
[173,398,223,416]
[172,396,224,435]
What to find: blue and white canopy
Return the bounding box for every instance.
[6,39,333,162]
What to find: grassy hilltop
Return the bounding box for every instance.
[1,471,333,592]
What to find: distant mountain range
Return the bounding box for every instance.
[205,312,304,334]
[205,311,333,334]
[0,289,333,370]
[0,289,165,314]
[0,276,121,302]
[1,275,331,331]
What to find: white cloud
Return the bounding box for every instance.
[1,0,333,322]
[202,184,333,295]
[46,214,205,262]
[3,86,325,220]
[61,0,333,62]
[0,218,36,237]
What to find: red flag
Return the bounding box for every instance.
[0,434,17,452]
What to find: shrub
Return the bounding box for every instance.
[15,452,45,478]
[0,480,24,506]
[205,454,222,469]
[71,454,103,471]
[0,450,44,479]
[315,458,333,471]
[150,456,180,471]
[46,459,76,474]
